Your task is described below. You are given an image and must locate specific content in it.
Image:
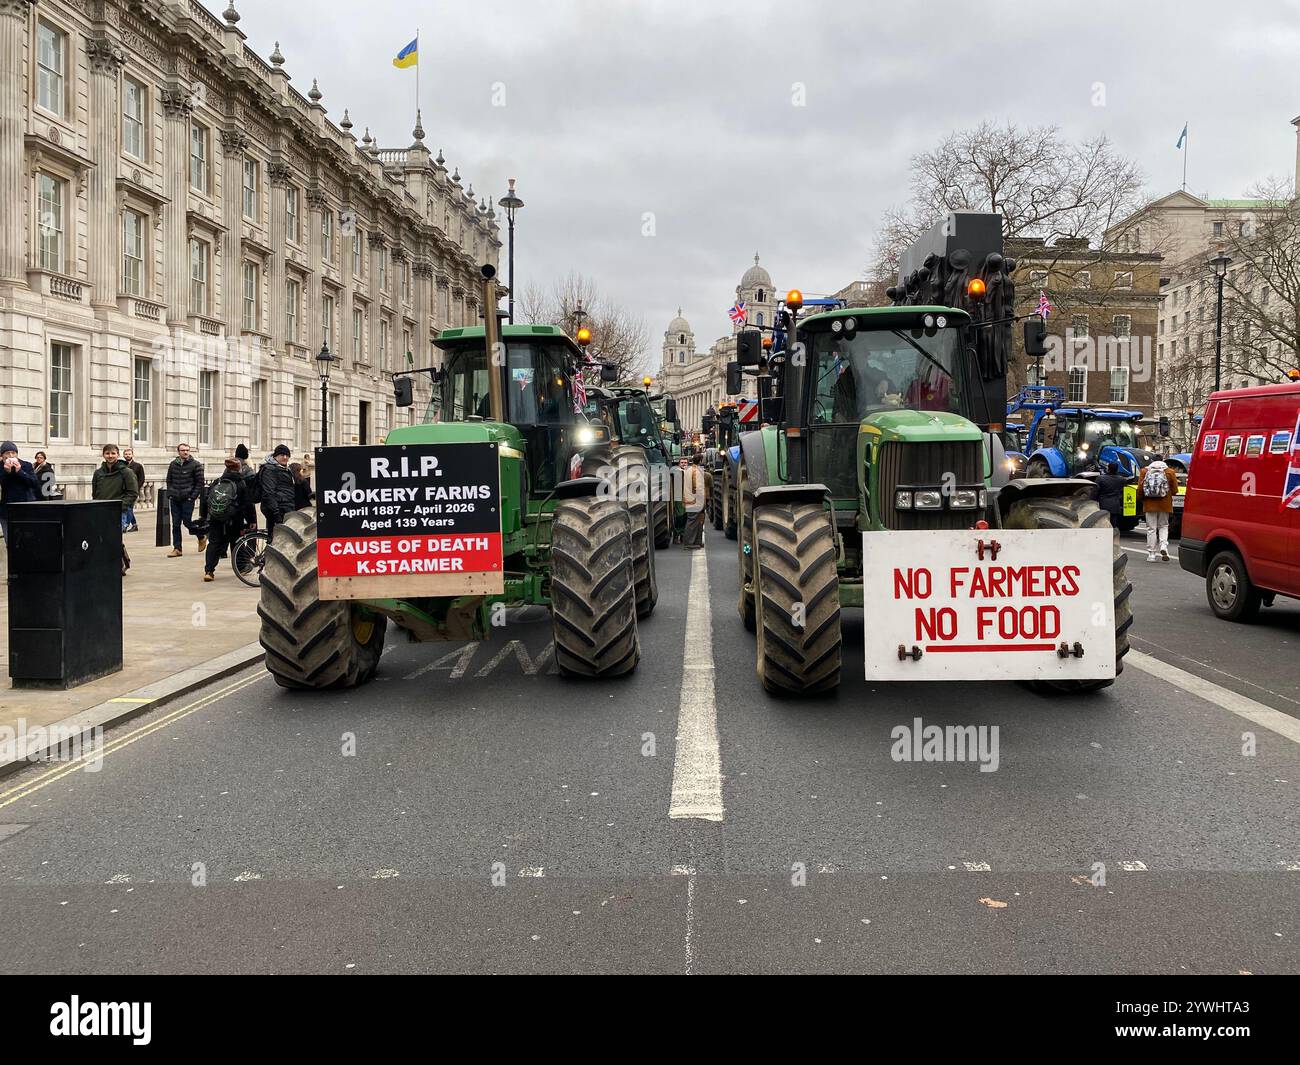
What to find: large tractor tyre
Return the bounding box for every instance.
[711,476,724,530]
[583,446,657,619]
[257,509,387,690]
[753,502,842,695]
[722,470,738,540]
[550,495,641,678]
[1025,457,1054,479]
[653,499,672,550]
[1206,549,1261,622]
[736,463,756,631]
[1005,492,1132,695]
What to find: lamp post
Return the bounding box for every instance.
[1209,250,1231,393]
[497,179,524,324]
[316,342,338,448]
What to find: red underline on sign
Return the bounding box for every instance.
[925,643,1058,653]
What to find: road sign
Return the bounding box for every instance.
[314,442,503,600]
[862,528,1116,682]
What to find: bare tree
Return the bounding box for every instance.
[524,271,650,381]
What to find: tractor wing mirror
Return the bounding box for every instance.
[761,396,784,424]
[393,376,414,408]
[736,330,762,367]
[726,361,742,395]
[1023,318,1048,357]
[599,362,619,383]
[665,397,679,423]
[701,413,716,434]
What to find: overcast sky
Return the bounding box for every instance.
[239,0,1300,372]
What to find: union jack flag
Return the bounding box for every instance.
[571,368,588,413]
[1037,291,1053,320]
[729,300,748,325]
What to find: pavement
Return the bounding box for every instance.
[0,525,1296,974]
[0,523,263,748]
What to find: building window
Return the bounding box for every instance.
[1113,271,1133,290]
[1109,367,1130,403]
[285,186,299,244]
[1076,271,1091,289]
[1029,270,1048,286]
[1213,221,1223,238]
[189,238,209,313]
[402,328,411,365]
[378,249,387,292]
[242,261,259,331]
[122,76,147,160]
[49,342,74,440]
[322,211,334,263]
[286,277,299,342]
[322,294,334,348]
[353,230,363,276]
[1067,367,1087,403]
[1070,314,1089,338]
[1112,315,1131,338]
[36,173,65,272]
[1026,360,1044,386]
[242,158,259,220]
[198,370,216,448]
[380,318,390,369]
[132,358,152,445]
[353,308,364,359]
[36,21,66,117]
[294,385,308,453]
[122,209,145,294]
[402,262,410,303]
[250,380,265,450]
[189,123,208,192]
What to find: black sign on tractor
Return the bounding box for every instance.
[314,442,504,600]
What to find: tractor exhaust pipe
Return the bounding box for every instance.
[481,263,505,423]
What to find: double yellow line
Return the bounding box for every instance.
[0,671,266,812]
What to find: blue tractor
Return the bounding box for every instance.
[1006,385,1158,532]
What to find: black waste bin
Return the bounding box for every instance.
[7,499,123,689]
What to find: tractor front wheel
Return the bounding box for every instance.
[550,495,641,677]
[722,469,737,540]
[1006,491,1132,694]
[753,501,841,695]
[736,463,756,631]
[583,445,657,619]
[257,509,387,689]
[1025,457,1053,479]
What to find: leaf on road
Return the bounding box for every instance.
[978,897,1008,909]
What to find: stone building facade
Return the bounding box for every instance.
[0,0,499,499]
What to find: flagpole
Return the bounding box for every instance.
[415,28,420,117]
[1182,123,1188,192]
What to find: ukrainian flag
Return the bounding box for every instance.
[393,37,418,69]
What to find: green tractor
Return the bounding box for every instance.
[733,212,1132,696]
[701,400,745,538]
[257,266,654,687]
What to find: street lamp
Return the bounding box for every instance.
[497,178,524,324]
[1209,250,1231,392]
[316,342,338,448]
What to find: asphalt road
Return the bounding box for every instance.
[1,527,1297,974]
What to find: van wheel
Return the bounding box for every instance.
[1206,550,1261,622]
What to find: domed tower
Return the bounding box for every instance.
[662,308,695,368]
[736,253,776,332]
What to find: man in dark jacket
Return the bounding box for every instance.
[203,458,251,581]
[1094,462,1131,526]
[165,443,206,557]
[122,446,145,532]
[234,443,258,529]
[259,444,297,538]
[0,440,39,543]
[92,444,139,575]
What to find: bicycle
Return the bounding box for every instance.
[231,526,271,586]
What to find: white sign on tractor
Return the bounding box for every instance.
[862,528,1115,682]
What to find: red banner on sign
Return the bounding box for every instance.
[318,533,503,578]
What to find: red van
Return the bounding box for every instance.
[1180,383,1300,620]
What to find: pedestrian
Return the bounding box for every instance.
[0,440,39,543]
[91,443,138,576]
[258,444,296,539]
[289,462,314,511]
[121,446,145,531]
[32,450,57,500]
[1138,452,1180,562]
[1094,461,1130,528]
[680,456,708,549]
[202,457,251,582]
[234,443,258,528]
[164,442,206,557]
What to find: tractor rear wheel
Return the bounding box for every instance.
[653,499,672,550]
[583,446,657,618]
[1025,457,1053,479]
[711,474,724,530]
[550,495,641,677]
[1006,491,1132,694]
[257,508,387,689]
[722,468,737,540]
[736,463,756,631]
[753,502,841,695]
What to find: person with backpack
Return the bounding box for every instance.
[202,458,250,582]
[1138,453,1180,562]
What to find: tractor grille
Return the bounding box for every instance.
[879,440,983,530]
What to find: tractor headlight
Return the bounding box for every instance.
[951,489,980,509]
[831,319,843,333]
[895,490,913,510]
[936,315,947,328]
[914,490,942,510]
[575,426,596,446]
[979,489,988,508]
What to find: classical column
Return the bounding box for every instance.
[304,185,326,349]
[219,129,247,335]
[160,84,194,324]
[86,34,126,307]
[412,257,433,365]
[267,161,290,352]
[0,1,35,283]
